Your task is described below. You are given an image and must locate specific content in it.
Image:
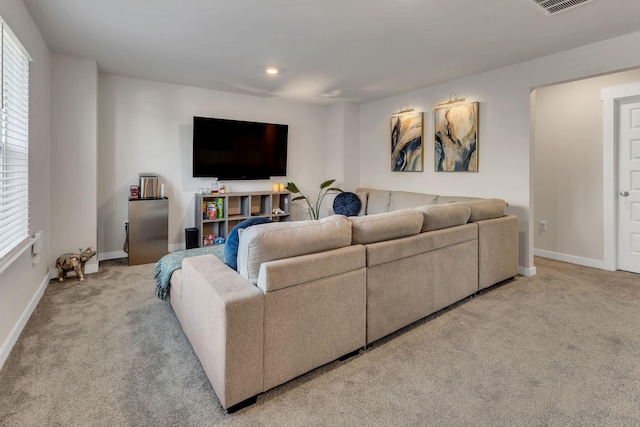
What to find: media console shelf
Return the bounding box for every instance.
[195,191,291,247]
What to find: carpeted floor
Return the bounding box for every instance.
[1,257,639,426]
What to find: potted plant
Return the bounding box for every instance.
[285,180,343,220]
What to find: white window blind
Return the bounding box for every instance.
[0,19,30,261]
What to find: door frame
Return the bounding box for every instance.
[602,82,640,271]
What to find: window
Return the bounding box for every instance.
[0,18,30,261]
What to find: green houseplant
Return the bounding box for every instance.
[285,179,343,220]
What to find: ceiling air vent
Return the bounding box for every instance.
[528,0,595,15]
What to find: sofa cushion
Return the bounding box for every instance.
[415,203,471,232]
[332,192,361,217]
[436,195,481,204]
[464,198,507,222]
[356,191,368,216]
[225,217,273,270]
[258,245,366,293]
[362,189,391,214]
[349,209,423,244]
[237,215,352,284]
[365,223,477,267]
[389,191,439,211]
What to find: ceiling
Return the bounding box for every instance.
[23,0,640,104]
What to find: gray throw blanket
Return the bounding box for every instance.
[154,245,226,300]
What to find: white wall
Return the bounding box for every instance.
[341,103,360,192]
[326,104,345,187]
[326,103,360,191]
[97,74,329,257]
[534,69,640,267]
[50,54,98,273]
[324,103,361,217]
[359,30,640,274]
[0,0,51,367]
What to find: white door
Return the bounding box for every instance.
[618,97,640,273]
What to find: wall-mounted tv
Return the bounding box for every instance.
[192,116,288,180]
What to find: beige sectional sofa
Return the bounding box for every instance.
[168,189,518,412]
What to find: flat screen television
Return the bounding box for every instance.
[192,116,288,180]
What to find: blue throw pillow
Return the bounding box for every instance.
[224,217,273,270]
[333,192,361,217]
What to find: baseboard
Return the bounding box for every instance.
[49,260,101,279]
[169,243,186,252]
[99,246,183,261]
[0,271,51,370]
[85,263,99,274]
[518,266,537,276]
[534,249,606,270]
[98,250,127,261]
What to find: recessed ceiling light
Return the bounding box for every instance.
[266,67,279,75]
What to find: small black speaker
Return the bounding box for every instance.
[185,227,199,249]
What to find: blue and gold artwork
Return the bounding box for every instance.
[435,102,478,172]
[391,112,423,172]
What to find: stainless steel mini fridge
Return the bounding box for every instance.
[128,198,168,265]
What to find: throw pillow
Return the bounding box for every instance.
[333,192,361,217]
[224,217,273,270]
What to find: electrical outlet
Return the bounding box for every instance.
[539,220,548,231]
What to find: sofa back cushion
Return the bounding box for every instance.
[257,245,365,293]
[224,217,273,270]
[349,209,423,244]
[360,189,391,215]
[356,188,440,214]
[464,198,507,222]
[355,191,368,216]
[415,203,471,232]
[389,191,439,211]
[436,195,481,204]
[237,215,352,284]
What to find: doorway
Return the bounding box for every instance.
[603,82,640,274]
[533,70,640,272]
[602,82,640,273]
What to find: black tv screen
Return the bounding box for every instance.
[192,116,288,180]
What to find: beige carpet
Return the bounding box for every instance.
[1,257,639,426]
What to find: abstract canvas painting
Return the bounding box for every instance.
[391,112,423,172]
[435,102,478,172]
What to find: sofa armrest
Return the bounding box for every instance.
[477,215,519,290]
[181,255,264,409]
[257,246,367,390]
